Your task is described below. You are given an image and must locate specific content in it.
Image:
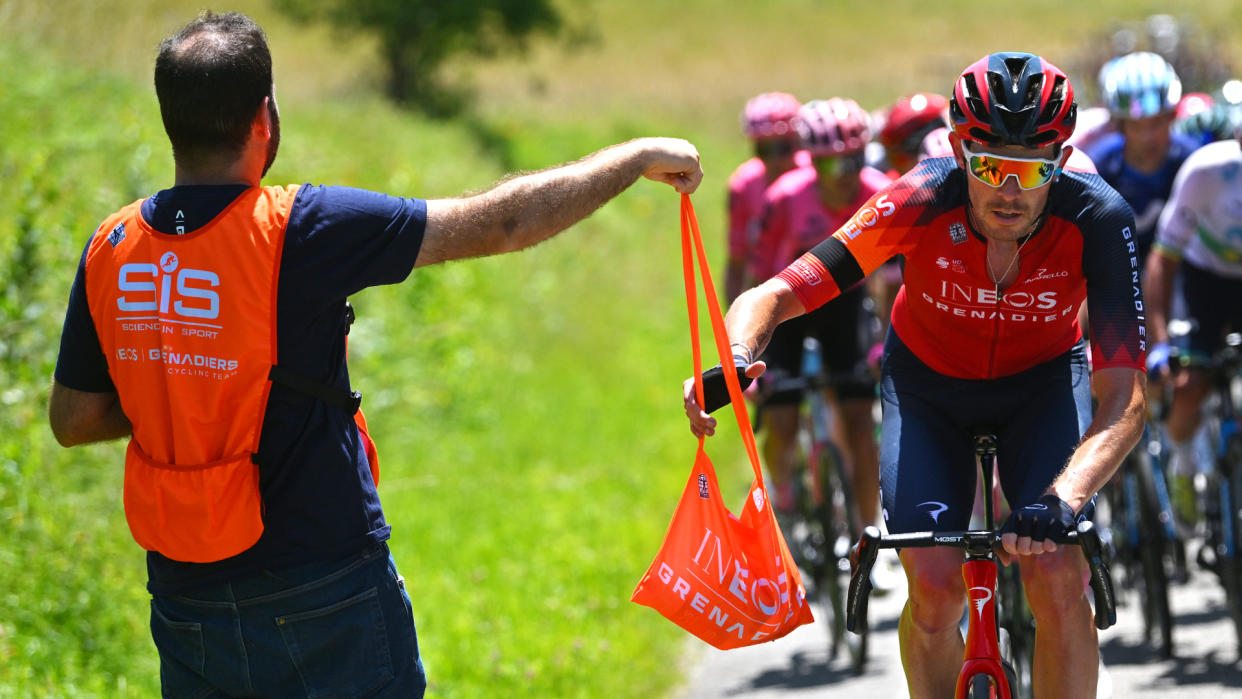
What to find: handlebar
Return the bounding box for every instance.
[845,520,1116,634]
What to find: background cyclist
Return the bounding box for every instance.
[1144,123,1242,529]
[876,92,950,178]
[726,92,810,302]
[685,53,1146,698]
[750,97,891,533]
[1085,51,1199,266]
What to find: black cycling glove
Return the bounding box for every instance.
[1000,493,1077,542]
[700,352,753,414]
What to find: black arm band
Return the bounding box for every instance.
[808,236,865,291]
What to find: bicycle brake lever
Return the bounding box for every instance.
[846,526,881,633]
[1075,521,1117,630]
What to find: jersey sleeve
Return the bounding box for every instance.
[775,159,948,311]
[1152,158,1202,261]
[54,232,116,392]
[282,185,428,301]
[1082,187,1147,371]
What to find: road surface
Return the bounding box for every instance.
[680,546,1241,697]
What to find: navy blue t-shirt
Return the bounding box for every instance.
[54,184,427,593]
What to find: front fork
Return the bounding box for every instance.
[956,556,1011,699]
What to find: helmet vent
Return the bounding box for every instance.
[1038,76,1067,124]
[1003,56,1031,92]
[960,74,989,122]
[969,127,1001,146]
[1022,78,1043,110]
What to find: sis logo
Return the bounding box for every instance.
[117,252,221,319]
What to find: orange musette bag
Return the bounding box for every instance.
[631,194,814,649]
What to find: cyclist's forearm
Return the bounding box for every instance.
[724,278,806,359]
[1051,367,1146,511]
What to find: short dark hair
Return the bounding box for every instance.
[154,11,272,162]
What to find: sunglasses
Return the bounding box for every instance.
[754,139,795,159]
[964,146,1060,190]
[813,152,865,178]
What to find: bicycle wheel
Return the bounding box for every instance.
[812,438,867,671]
[995,566,1033,698]
[1099,478,1138,603]
[1223,434,1242,658]
[1132,448,1175,657]
[966,673,999,698]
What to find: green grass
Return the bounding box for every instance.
[3,1,1242,697]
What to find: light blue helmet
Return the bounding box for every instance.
[1099,51,1182,119]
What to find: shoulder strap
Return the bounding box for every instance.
[268,302,361,415]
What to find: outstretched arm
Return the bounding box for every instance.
[417,137,702,267]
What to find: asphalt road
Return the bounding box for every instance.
[680,545,1242,698]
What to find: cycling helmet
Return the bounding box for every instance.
[796,98,872,156]
[1099,51,1182,119]
[950,52,1077,148]
[740,92,802,139]
[879,92,949,153]
[1175,91,1213,120]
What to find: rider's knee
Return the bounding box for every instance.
[1019,550,1089,619]
[763,405,800,439]
[903,553,966,630]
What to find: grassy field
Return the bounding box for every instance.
[2,1,1241,697]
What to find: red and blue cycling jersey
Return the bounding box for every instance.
[775,156,1146,380]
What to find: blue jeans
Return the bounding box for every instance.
[150,543,425,698]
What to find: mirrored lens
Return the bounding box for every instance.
[813,152,865,178]
[967,153,1056,190]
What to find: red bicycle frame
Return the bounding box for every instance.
[957,555,1010,698]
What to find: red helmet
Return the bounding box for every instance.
[950,52,1077,148]
[879,92,949,153]
[740,92,802,139]
[796,98,872,156]
[1176,92,1215,120]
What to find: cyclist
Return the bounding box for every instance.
[750,97,891,533]
[1174,98,1242,148]
[46,11,703,698]
[1144,125,1242,528]
[685,53,1146,698]
[1085,51,1199,266]
[877,92,950,178]
[726,92,811,302]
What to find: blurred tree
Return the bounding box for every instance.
[273,0,563,113]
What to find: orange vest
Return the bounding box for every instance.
[87,185,347,563]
